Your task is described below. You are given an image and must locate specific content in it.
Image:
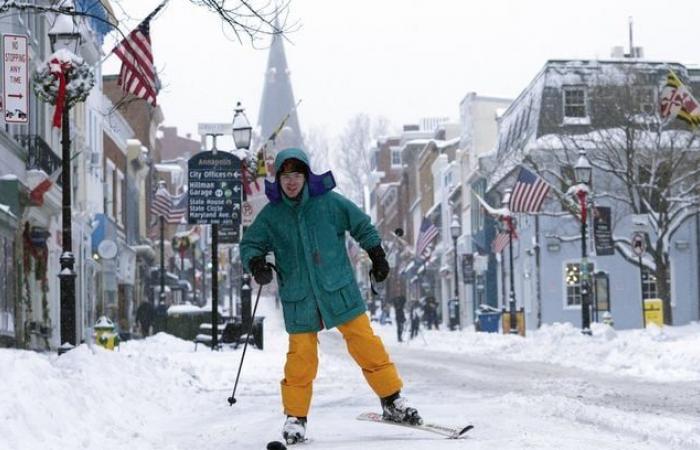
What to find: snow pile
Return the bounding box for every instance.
[377,320,700,382]
[2,299,699,449]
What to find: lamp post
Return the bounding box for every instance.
[232,102,252,327]
[502,189,518,334]
[49,5,82,351]
[450,215,461,331]
[574,149,593,335]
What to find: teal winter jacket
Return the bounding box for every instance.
[240,148,381,333]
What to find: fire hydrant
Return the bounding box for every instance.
[95,316,119,350]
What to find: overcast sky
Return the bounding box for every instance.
[103,0,700,142]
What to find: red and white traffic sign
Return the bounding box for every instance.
[3,34,28,124]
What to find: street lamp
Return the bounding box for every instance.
[232,102,252,328]
[449,215,462,331]
[232,102,252,151]
[48,3,81,352]
[501,189,518,334]
[450,215,461,298]
[574,149,593,335]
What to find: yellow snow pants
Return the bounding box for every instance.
[281,313,403,417]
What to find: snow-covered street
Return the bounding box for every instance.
[2,298,699,450]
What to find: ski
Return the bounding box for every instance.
[356,412,474,439]
[266,437,309,449]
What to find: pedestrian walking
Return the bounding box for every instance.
[135,301,155,337]
[240,148,423,445]
[424,295,440,330]
[409,301,421,340]
[393,296,406,342]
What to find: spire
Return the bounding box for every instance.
[256,26,303,153]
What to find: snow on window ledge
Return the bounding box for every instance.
[562,116,591,126]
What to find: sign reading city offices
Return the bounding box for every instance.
[188,151,242,225]
[3,34,28,124]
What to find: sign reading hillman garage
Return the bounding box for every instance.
[188,151,242,225]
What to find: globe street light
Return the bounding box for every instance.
[574,149,593,335]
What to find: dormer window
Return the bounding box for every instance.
[563,87,587,118]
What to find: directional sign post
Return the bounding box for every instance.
[3,34,28,124]
[188,151,243,225]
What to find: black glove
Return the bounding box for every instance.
[249,256,273,285]
[367,245,390,282]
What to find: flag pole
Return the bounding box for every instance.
[159,214,165,304]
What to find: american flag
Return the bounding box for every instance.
[509,167,550,213]
[151,186,171,218]
[169,192,188,224]
[415,217,439,260]
[491,231,511,254]
[112,1,167,106]
[151,187,187,224]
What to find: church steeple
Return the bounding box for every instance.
[257,27,303,154]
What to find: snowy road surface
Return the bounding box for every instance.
[2,296,699,449]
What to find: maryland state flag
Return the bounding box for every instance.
[660,69,700,127]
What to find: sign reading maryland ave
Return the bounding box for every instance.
[187,151,242,225]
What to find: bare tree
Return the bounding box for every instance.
[334,113,390,206]
[525,68,700,325]
[302,126,331,173]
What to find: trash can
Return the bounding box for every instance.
[476,312,501,333]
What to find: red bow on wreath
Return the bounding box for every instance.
[49,58,71,129]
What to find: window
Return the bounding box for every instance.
[634,87,656,115]
[565,262,595,306]
[641,267,657,300]
[391,148,402,167]
[105,161,115,218]
[563,88,587,118]
[116,170,124,225]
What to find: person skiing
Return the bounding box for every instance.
[240,148,422,444]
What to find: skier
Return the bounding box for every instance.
[241,148,422,444]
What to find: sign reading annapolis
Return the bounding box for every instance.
[188,151,242,225]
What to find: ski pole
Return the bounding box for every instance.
[227,282,264,406]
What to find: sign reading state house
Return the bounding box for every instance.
[187,151,242,225]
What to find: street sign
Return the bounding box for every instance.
[3,34,28,124]
[188,151,242,225]
[593,206,615,256]
[218,224,241,244]
[631,231,646,257]
[197,122,233,136]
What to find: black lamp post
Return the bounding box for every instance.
[232,102,252,327]
[450,215,461,298]
[501,189,518,334]
[49,4,81,351]
[449,215,461,330]
[574,149,593,335]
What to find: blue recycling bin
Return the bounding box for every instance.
[477,312,501,333]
